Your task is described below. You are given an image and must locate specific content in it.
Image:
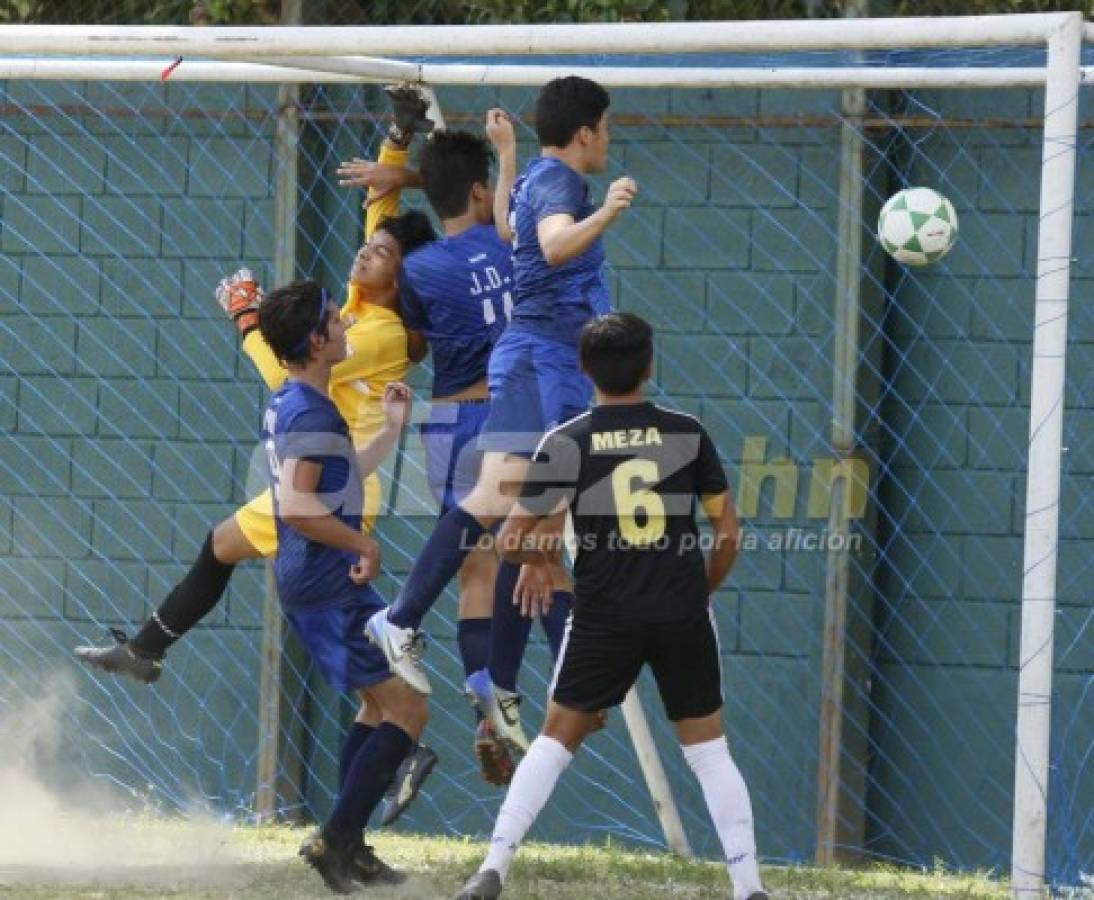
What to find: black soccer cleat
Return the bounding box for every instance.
[352,842,405,885]
[455,868,503,900]
[298,830,359,895]
[745,892,770,900]
[74,629,163,685]
[378,743,438,826]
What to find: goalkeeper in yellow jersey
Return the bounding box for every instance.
[74,86,439,832]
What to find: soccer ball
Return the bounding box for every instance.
[877,187,958,266]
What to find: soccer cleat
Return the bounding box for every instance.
[378,743,438,827]
[73,629,163,685]
[472,719,515,787]
[455,868,503,900]
[352,842,405,885]
[298,829,359,895]
[365,608,431,695]
[745,893,769,900]
[465,669,529,757]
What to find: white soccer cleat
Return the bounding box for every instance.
[365,608,432,696]
[465,669,529,756]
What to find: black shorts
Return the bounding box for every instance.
[550,608,724,722]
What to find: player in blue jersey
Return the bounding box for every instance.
[257,278,426,894]
[369,77,636,758]
[349,122,574,783]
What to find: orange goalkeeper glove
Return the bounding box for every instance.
[215,268,264,337]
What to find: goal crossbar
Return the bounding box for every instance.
[0,58,1065,89]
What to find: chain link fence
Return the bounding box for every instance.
[2,0,1091,26]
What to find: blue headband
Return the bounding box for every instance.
[289,287,330,356]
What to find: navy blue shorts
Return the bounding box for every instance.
[479,328,592,457]
[420,398,489,516]
[283,586,392,693]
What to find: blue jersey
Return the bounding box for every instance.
[400,223,513,399]
[508,156,611,346]
[262,380,363,610]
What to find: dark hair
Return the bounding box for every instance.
[258,279,332,367]
[535,76,610,149]
[419,130,494,219]
[377,210,437,257]
[579,312,654,396]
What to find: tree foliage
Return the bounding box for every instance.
[1,0,1091,26]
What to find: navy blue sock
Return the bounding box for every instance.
[456,617,492,680]
[389,505,487,630]
[338,722,375,791]
[487,561,532,693]
[540,590,573,660]
[326,722,413,847]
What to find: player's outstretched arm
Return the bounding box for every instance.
[485,108,517,243]
[702,490,739,593]
[355,382,412,476]
[280,457,380,583]
[338,83,434,243]
[214,268,291,390]
[537,176,637,266]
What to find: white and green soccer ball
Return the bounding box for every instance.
[877,187,959,266]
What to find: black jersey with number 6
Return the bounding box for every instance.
[519,401,728,624]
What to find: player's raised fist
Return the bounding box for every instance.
[602,176,637,219]
[349,537,381,585]
[485,109,516,154]
[381,381,413,432]
[215,268,264,337]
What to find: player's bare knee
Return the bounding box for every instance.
[212,518,259,565]
[395,690,429,738]
[376,678,428,738]
[674,710,724,747]
[542,702,598,753]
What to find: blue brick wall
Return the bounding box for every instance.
[0,80,274,814]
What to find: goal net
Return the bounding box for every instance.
[0,15,1089,894]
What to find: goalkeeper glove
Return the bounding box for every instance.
[215,268,264,338]
[384,84,434,148]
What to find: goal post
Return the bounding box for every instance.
[0,14,1088,895]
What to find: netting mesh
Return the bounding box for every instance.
[0,43,1091,890]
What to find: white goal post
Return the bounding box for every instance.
[1,14,1085,897]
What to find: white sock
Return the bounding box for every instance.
[481,735,573,879]
[683,736,763,900]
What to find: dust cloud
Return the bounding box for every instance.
[0,671,254,889]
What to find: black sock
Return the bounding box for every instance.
[339,722,376,792]
[326,722,414,847]
[487,561,531,693]
[456,617,492,680]
[130,531,235,658]
[388,505,487,630]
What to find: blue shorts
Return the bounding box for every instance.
[420,398,489,516]
[283,586,391,693]
[479,328,592,457]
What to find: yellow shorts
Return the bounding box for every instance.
[234,471,382,557]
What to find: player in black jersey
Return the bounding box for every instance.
[456,312,766,900]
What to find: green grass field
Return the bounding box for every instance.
[0,821,1014,899]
